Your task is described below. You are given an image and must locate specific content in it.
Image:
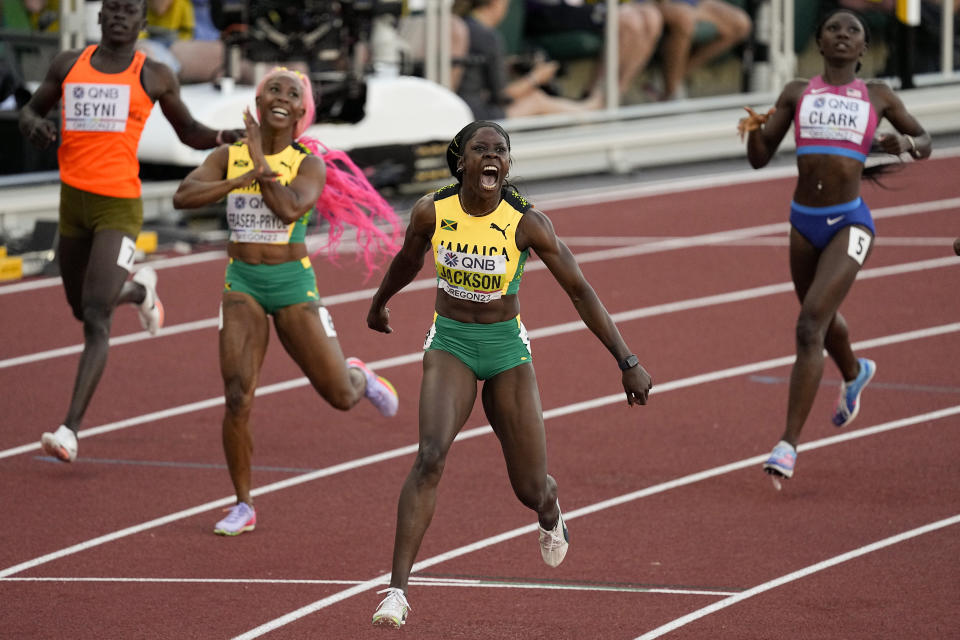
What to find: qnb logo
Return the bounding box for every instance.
[814,96,826,108]
[73,87,85,99]
[234,196,246,209]
[443,251,459,267]
[86,86,120,99]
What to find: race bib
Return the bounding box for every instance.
[435,247,506,303]
[798,92,870,146]
[63,82,130,132]
[226,192,290,243]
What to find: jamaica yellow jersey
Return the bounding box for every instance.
[225,141,312,244]
[431,184,531,304]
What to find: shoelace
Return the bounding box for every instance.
[375,587,410,612]
[541,520,565,549]
[221,503,252,525]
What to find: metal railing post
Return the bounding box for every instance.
[605,0,619,110]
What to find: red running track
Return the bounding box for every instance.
[1,154,959,639]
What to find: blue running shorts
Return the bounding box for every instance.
[789,197,875,250]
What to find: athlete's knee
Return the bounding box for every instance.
[412,443,448,485]
[323,382,357,412]
[516,474,557,512]
[80,301,113,338]
[223,375,256,417]
[795,311,828,351]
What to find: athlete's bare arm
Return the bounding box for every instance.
[18,50,82,149]
[367,195,436,334]
[518,208,652,405]
[143,58,239,149]
[743,79,805,169]
[173,146,251,208]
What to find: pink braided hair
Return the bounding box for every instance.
[255,67,401,275]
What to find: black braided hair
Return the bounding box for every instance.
[446,120,511,183]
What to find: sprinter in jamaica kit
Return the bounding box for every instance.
[365,120,653,628]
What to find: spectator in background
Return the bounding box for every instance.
[138,0,226,83]
[525,0,663,102]
[398,0,471,90]
[653,0,752,101]
[26,0,58,30]
[458,0,602,119]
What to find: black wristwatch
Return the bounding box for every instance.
[618,354,639,371]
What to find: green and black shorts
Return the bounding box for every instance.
[224,257,321,314]
[423,314,532,380]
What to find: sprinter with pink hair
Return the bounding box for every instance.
[174,67,402,535]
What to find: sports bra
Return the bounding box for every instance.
[794,75,878,162]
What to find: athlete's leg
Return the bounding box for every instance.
[273,302,365,410]
[59,229,137,430]
[387,349,477,592]
[219,292,270,505]
[781,226,872,445]
[481,363,559,530]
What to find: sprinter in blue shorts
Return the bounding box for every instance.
[738,8,931,482]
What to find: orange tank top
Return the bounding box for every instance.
[59,45,154,198]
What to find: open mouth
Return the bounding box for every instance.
[271,108,290,118]
[480,165,499,190]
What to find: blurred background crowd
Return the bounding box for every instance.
[3,1,958,118]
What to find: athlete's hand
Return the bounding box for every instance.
[875,133,912,156]
[242,107,265,155]
[367,306,393,334]
[241,107,280,182]
[24,117,58,149]
[623,363,653,406]
[218,128,244,145]
[737,106,775,141]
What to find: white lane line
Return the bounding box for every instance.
[2,162,958,299]
[1,325,956,579]
[563,236,957,247]
[0,250,227,294]
[0,250,955,456]
[0,252,956,460]
[3,192,957,368]
[1,248,955,374]
[231,405,960,639]
[0,575,737,597]
[2,192,958,368]
[634,514,960,639]
[6,191,959,371]
[0,166,798,296]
